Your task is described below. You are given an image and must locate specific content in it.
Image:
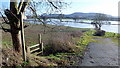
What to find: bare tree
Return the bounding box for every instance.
[92,13,109,36]
[92,13,109,30]
[28,0,69,24]
[0,0,30,53]
[58,14,64,22]
[0,0,68,53]
[73,15,80,22]
[28,0,69,33]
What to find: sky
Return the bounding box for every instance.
[0,0,119,16]
[62,0,119,16]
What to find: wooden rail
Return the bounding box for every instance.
[27,34,44,56]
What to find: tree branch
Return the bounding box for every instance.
[18,0,24,14]
[24,25,29,28]
[47,0,58,9]
[0,11,9,24]
[29,6,56,29]
[29,6,45,24]
[20,0,30,14]
[5,9,19,21]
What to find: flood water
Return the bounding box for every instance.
[24,19,119,33]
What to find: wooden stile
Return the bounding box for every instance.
[27,34,44,56]
[29,44,39,49]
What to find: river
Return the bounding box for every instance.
[24,19,119,33]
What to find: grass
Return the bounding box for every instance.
[103,32,119,46]
[42,29,96,66]
[73,29,96,54]
[84,29,120,46]
[2,22,119,66]
[104,32,120,38]
[43,30,83,55]
[2,23,91,66]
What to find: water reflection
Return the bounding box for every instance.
[24,19,119,33]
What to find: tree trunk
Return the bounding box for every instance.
[11,27,22,53]
[4,0,29,53]
[9,1,22,53]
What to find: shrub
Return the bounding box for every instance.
[70,30,83,37]
[44,31,82,55]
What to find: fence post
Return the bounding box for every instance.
[26,46,30,55]
[20,12,26,61]
[38,34,41,44]
[38,34,44,55]
[38,34,42,50]
[41,42,44,55]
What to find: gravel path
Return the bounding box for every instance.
[80,38,119,66]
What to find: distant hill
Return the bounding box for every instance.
[30,12,118,21]
[0,12,118,21]
[66,12,97,18]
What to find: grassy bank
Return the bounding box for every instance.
[2,23,95,66]
[104,32,120,38]
[41,29,96,66]
[2,22,119,66]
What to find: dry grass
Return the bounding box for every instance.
[2,48,23,66]
[43,31,82,55]
[2,23,83,66]
[27,54,57,66]
[2,23,83,54]
[2,48,58,66]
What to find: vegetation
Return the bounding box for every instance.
[0,0,69,54]
[2,21,119,66]
[104,32,120,38]
[90,13,110,36]
[1,0,119,67]
[2,23,95,66]
[41,28,96,66]
[1,0,30,53]
[92,13,109,30]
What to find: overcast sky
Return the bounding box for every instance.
[0,0,119,16]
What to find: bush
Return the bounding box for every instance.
[70,30,83,37]
[44,31,82,55]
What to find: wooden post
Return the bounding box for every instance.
[38,34,41,44]
[38,34,42,50]
[20,12,26,61]
[41,42,44,55]
[38,34,44,55]
[26,46,30,55]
